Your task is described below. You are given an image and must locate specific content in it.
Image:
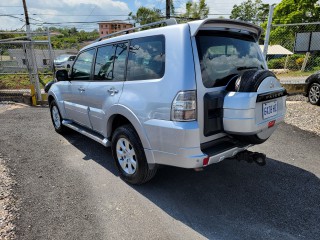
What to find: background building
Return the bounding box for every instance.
[98,21,133,38]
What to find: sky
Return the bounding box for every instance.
[0,0,282,31]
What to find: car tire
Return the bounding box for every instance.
[233,70,277,144]
[111,124,157,184]
[308,82,320,105]
[50,100,69,134]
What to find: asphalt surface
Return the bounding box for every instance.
[0,106,319,240]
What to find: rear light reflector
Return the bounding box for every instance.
[268,120,276,128]
[203,157,209,166]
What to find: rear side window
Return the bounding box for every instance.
[71,49,95,80]
[113,42,128,81]
[94,42,128,81]
[127,35,165,81]
[196,31,265,88]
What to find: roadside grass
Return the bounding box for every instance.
[0,74,53,89]
[275,71,316,78]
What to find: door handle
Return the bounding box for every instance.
[78,87,85,92]
[108,87,119,96]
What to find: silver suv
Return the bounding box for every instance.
[48,19,287,184]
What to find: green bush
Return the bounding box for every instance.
[267,58,285,69]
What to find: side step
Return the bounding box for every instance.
[62,120,111,147]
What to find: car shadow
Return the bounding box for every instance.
[63,131,320,239]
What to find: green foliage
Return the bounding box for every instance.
[182,0,209,20]
[50,28,99,50]
[267,58,285,69]
[272,0,320,24]
[265,0,320,56]
[129,7,162,25]
[230,0,270,24]
[267,54,320,71]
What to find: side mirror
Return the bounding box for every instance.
[55,69,69,81]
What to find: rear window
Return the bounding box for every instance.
[196,31,265,88]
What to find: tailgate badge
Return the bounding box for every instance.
[270,81,275,89]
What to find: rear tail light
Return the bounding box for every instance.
[171,91,197,121]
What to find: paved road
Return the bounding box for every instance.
[0,106,319,240]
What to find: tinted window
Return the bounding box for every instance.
[196,32,265,88]
[71,49,95,80]
[94,45,116,80]
[127,35,165,81]
[94,43,128,81]
[113,42,128,81]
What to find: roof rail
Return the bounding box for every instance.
[96,18,178,42]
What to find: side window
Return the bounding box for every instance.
[127,35,165,81]
[113,42,128,81]
[93,42,128,81]
[71,49,95,80]
[94,45,116,80]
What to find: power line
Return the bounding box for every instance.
[0,6,22,7]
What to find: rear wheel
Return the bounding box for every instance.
[308,82,320,105]
[111,124,157,184]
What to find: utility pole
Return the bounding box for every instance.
[263,4,274,59]
[22,0,42,102]
[22,0,31,37]
[166,0,170,19]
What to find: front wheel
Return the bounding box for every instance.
[111,124,157,184]
[308,82,320,105]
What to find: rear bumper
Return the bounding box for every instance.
[143,119,249,168]
[148,144,250,168]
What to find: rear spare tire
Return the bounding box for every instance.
[226,70,280,144]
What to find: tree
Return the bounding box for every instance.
[182,0,209,20]
[272,0,320,24]
[268,0,320,48]
[230,0,270,24]
[129,7,162,25]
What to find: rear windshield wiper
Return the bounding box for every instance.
[236,66,258,71]
[237,65,265,71]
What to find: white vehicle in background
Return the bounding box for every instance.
[54,54,76,69]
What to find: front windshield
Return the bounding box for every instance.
[196,31,265,88]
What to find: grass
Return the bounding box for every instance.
[0,73,53,89]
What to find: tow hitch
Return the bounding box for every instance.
[234,150,267,166]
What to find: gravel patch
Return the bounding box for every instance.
[0,155,17,240]
[285,95,320,136]
[0,103,26,240]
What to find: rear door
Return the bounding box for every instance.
[192,30,266,144]
[85,42,128,134]
[64,49,95,127]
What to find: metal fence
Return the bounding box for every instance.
[265,22,320,82]
[0,31,55,101]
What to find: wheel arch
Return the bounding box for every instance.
[305,73,320,96]
[106,105,151,150]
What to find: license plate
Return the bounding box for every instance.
[263,101,278,119]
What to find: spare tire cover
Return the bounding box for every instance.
[232,69,278,144]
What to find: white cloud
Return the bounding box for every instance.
[0,0,131,30]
